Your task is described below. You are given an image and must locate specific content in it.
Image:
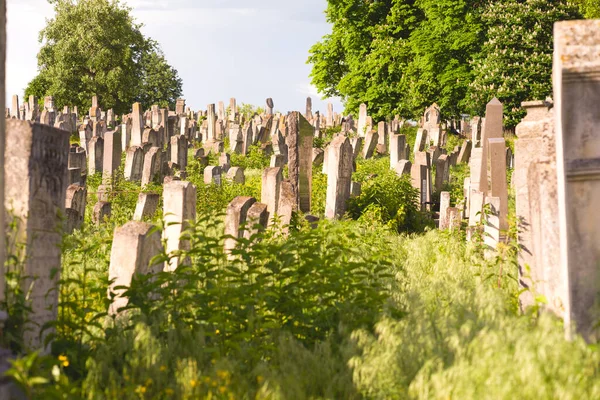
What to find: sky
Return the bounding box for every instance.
[6,0,343,114]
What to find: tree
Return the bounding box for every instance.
[25,0,182,115]
[138,46,183,110]
[573,0,600,18]
[467,0,580,129]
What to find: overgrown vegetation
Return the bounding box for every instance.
[3,143,600,399]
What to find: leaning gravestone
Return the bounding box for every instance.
[5,120,70,349]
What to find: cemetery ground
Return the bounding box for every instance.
[4,125,599,399]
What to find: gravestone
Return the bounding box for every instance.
[411,164,429,210]
[439,191,451,230]
[484,196,501,253]
[468,190,485,227]
[133,193,160,221]
[312,148,324,165]
[487,138,508,231]
[102,130,122,181]
[108,222,163,314]
[163,181,197,272]
[93,201,111,225]
[170,135,188,171]
[357,103,368,137]
[390,134,407,170]
[278,180,296,233]
[5,120,70,349]
[244,202,269,239]
[325,136,353,219]
[261,167,283,223]
[286,112,313,213]
[124,146,144,182]
[515,99,560,311]
[396,160,412,176]
[65,184,86,233]
[141,147,161,186]
[87,136,104,175]
[414,129,428,154]
[479,98,503,193]
[204,166,222,185]
[270,154,285,168]
[224,196,257,254]
[553,20,600,340]
[131,103,144,147]
[458,140,472,164]
[226,167,245,184]
[362,131,379,159]
[435,155,449,192]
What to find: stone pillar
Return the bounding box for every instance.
[285,112,313,213]
[325,136,353,219]
[108,222,163,314]
[553,20,600,340]
[88,136,104,175]
[390,134,406,169]
[261,167,283,221]
[229,98,237,122]
[163,181,197,272]
[487,138,508,231]
[131,102,144,147]
[469,147,484,193]
[479,98,503,193]
[5,120,70,349]
[224,196,257,254]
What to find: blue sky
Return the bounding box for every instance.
[6,0,343,114]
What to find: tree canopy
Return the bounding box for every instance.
[25,0,183,115]
[309,0,583,128]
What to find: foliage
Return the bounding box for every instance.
[349,157,428,232]
[230,144,271,171]
[574,0,600,17]
[467,0,580,129]
[310,0,583,126]
[25,0,182,114]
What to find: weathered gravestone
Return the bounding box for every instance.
[487,138,509,231]
[261,167,283,224]
[286,112,313,213]
[479,98,503,193]
[390,134,407,170]
[439,191,451,230]
[108,222,163,314]
[141,147,162,186]
[226,167,245,184]
[124,146,144,182]
[133,193,160,221]
[224,196,257,254]
[102,130,122,182]
[163,181,197,272]
[515,99,560,312]
[325,136,353,220]
[5,120,70,349]
[93,201,111,226]
[553,20,600,340]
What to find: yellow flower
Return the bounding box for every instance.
[160,365,167,372]
[219,386,227,394]
[135,385,147,394]
[145,378,153,386]
[215,329,220,335]
[190,379,198,388]
[165,388,174,395]
[216,370,230,380]
[257,375,264,384]
[58,355,69,368]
